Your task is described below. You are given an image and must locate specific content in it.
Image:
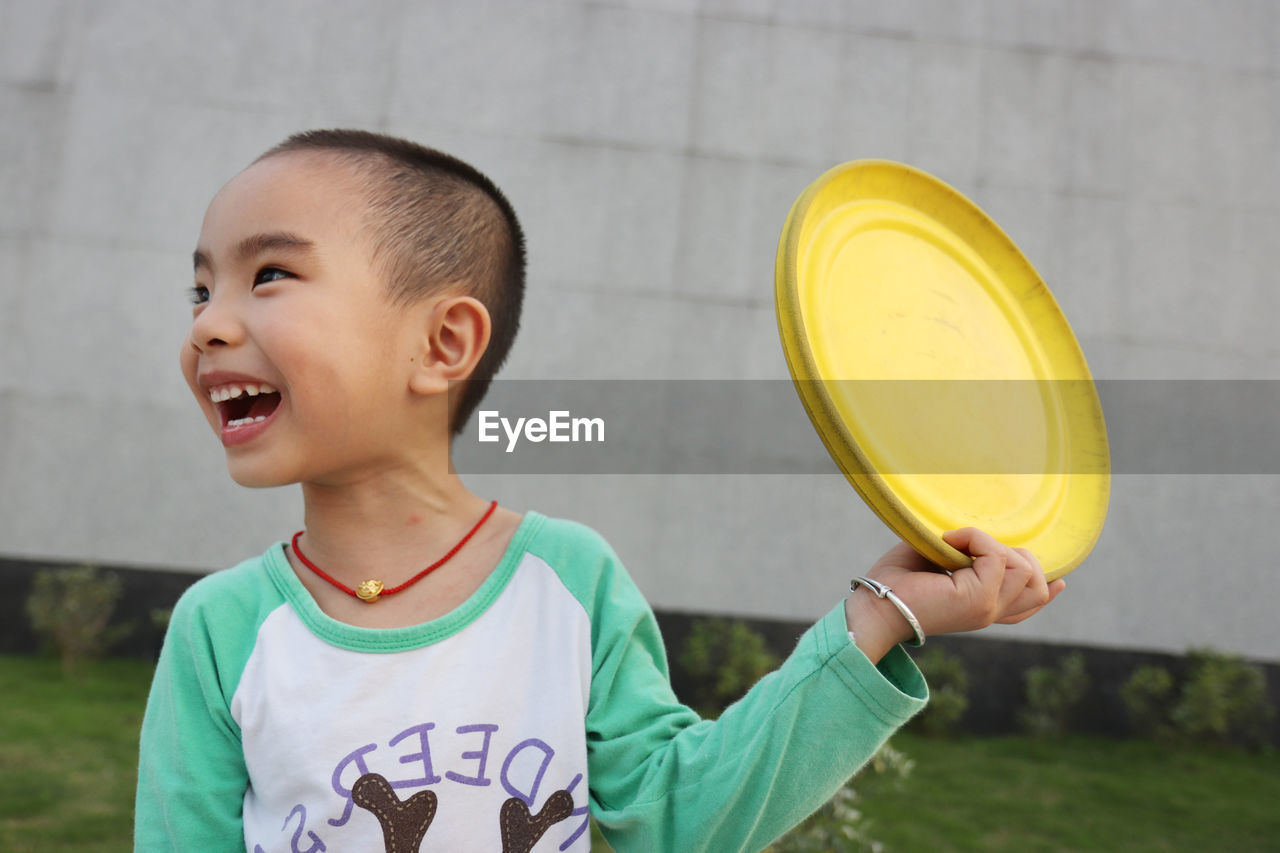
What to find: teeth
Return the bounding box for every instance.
[209,381,278,403]
[226,415,269,428]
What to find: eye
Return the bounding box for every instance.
[188,284,209,305]
[254,266,293,286]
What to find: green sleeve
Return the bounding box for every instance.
[134,561,280,853]
[535,520,928,853]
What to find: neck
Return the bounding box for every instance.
[296,465,492,585]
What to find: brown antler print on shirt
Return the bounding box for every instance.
[352,772,438,853]
[499,790,575,853]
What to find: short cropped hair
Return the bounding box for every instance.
[257,129,525,436]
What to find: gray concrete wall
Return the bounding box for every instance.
[2,0,1278,661]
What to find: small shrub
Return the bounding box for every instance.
[1019,652,1089,737]
[768,782,874,853]
[1171,649,1274,749]
[909,647,970,736]
[676,617,779,719]
[768,741,913,853]
[150,607,172,634]
[25,565,129,675]
[861,739,915,786]
[1121,665,1176,740]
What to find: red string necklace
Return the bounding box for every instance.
[290,500,498,603]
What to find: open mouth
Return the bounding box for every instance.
[211,382,283,428]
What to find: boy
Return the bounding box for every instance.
[135,129,1063,852]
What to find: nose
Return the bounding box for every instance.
[188,290,245,352]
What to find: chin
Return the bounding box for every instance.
[225,460,298,489]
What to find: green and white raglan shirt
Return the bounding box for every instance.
[135,513,927,853]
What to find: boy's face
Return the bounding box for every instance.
[182,153,428,487]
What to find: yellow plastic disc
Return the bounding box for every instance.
[775,161,1108,580]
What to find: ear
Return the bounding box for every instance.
[408,294,492,396]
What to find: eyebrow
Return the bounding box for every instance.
[192,231,317,272]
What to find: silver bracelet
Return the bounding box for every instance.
[850,577,926,647]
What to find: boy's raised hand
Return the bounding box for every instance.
[845,528,1065,663]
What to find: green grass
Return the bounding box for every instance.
[861,732,1280,853]
[3,655,1278,853]
[0,654,152,853]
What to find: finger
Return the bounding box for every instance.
[1004,546,1034,573]
[1013,547,1042,576]
[942,527,1006,560]
[942,527,1009,599]
[996,578,1066,624]
[959,540,1041,614]
[997,547,1046,609]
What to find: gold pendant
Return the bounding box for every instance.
[356,579,384,603]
